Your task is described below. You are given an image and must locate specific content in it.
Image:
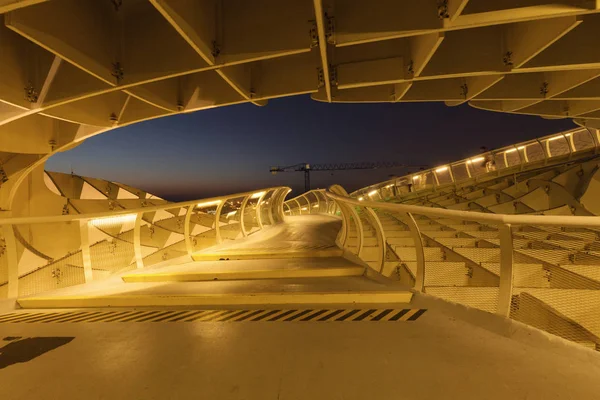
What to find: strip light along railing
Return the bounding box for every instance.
[353,127,600,201]
[0,186,290,298]
[286,186,600,349]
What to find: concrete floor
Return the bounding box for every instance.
[2,295,600,400]
[3,215,600,398]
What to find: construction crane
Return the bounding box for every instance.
[270,162,425,192]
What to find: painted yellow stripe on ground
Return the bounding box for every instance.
[118,311,160,322]
[24,313,67,323]
[398,309,420,321]
[164,310,199,322]
[177,310,207,322]
[0,312,45,323]
[0,309,428,323]
[60,312,106,323]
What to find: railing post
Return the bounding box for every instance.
[214,200,226,244]
[239,195,250,237]
[183,206,195,258]
[353,206,365,258]
[266,191,276,225]
[364,207,387,273]
[497,223,514,317]
[403,212,425,292]
[294,199,302,215]
[3,224,19,298]
[133,212,144,268]
[79,219,93,282]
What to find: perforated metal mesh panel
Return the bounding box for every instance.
[0,231,7,296]
[142,207,188,267]
[572,129,596,152]
[89,215,136,277]
[510,224,600,351]
[417,216,501,313]
[15,223,85,297]
[220,196,244,241]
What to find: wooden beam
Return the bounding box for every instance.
[445,75,505,106]
[5,0,118,85]
[253,52,320,99]
[313,0,332,102]
[0,0,46,13]
[35,55,61,107]
[504,15,581,68]
[409,32,445,77]
[0,114,78,154]
[218,0,313,65]
[393,82,413,102]
[521,13,600,71]
[420,27,503,78]
[335,0,443,47]
[337,57,405,90]
[149,0,216,65]
[446,0,471,22]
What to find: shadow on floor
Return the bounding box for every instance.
[0,336,75,369]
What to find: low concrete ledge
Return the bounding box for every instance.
[121,266,365,283]
[17,291,413,309]
[192,248,344,261]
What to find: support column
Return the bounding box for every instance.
[79,219,93,282]
[3,224,19,298]
[497,224,515,317]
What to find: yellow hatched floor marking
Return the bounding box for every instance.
[0,309,427,323]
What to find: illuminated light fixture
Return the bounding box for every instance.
[90,213,136,227]
[301,207,308,211]
[548,133,571,142]
[226,211,237,217]
[251,191,265,199]
[358,197,364,201]
[467,157,485,164]
[368,190,378,197]
[435,166,448,173]
[196,200,221,208]
[313,204,319,208]
[385,184,394,188]
[412,175,420,181]
[505,146,526,154]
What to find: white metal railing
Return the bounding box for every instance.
[286,185,600,350]
[353,127,600,201]
[0,186,290,298]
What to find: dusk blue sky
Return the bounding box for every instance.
[46,95,575,201]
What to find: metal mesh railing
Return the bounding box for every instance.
[0,186,289,298]
[353,127,599,200]
[324,188,600,351]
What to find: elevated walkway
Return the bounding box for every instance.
[15,215,413,309]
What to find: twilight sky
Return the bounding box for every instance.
[46,95,575,201]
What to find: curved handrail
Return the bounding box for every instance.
[351,126,599,199]
[0,185,291,298]
[326,192,600,228]
[0,186,290,226]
